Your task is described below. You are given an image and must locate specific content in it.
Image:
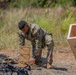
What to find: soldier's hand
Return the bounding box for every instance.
[29,58,36,65]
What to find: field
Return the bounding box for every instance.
[0,6,76,50]
[0,6,76,75]
[0,48,76,75]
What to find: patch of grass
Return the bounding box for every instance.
[0,7,76,50]
[33,16,56,33]
[60,10,76,34]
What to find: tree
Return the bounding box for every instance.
[73,0,76,6]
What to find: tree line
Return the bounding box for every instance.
[0,0,76,9]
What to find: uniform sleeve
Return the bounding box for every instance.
[31,24,40,35]
[35,39,42,55]
[17,31,25,46]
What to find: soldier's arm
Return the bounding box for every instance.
[17,31,25,47]
[31,24,42,55]
[35,39,42,56]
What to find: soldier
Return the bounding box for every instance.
[18,20,54,68]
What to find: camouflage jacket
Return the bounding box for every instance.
[18,24,53,48]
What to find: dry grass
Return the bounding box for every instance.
[0,6,76,50]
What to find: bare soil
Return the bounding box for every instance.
[0,47,76,75]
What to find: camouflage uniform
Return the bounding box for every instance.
[18,24,54,65]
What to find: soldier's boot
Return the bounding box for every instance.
[43,62,52,69]
[35,56,42,67]
[46,58,53,69]
[47,63,52,69]
[35,59,42,66]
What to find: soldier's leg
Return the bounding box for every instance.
[35,41,42,65]
[46,40,54,68]
[31,41,42,65]
[35,48,42,63]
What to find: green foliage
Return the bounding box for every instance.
[60,10,76,34]
[0,0,75,8]
[71,0,76,6]
[33,17,55,33]
[0,7,76,49]
[30,0,48,7]
[55,0,74,7]
[8,0,31,7]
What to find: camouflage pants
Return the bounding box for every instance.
[46,40,54,65]
[31,34,54,65]
[31,40,42,62]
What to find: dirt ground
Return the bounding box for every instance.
[0,47,76,75]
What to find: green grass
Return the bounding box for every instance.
[0,7,76,50]
[7,0,75,8]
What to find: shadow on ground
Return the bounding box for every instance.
[41,57,67,71]
[52,66,67,71]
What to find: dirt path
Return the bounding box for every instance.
[0,47,76,75]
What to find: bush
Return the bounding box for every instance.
[8,0,31,7]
